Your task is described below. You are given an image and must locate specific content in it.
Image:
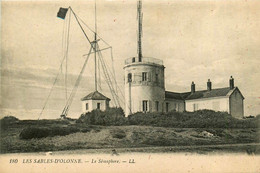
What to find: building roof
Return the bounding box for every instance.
[165,87,243,101]
[165,91,186,100]
[81,91,111,101]
[184,87,232,100]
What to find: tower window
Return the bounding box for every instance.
[166,102,169,112]
[155,73,159,83]
[97,103,101,110]
[132,57,135,63]
[143,100,148,112]
[155,101,159,111]
[86,103,89,110]
[128,73,132,82]
[142,72,147,81]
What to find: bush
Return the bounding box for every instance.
[110,129,126,139]
[19,127,50,139]
[77,107,127,126]
[76,108,258,128]
[19,126,80,139]
[0,116,19,130]
[128,110,258,128]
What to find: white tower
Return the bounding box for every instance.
[124,0,165,116]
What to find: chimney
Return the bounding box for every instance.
[229,76,234,89]
[207,79,212,91]
[191,81,195,93]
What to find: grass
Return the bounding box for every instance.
[0,115,259,154]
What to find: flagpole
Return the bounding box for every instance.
[94,0,98,91]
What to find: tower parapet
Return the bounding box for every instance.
[125,57,163,66]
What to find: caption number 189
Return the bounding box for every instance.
[10,159,18,163]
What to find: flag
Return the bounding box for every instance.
[57,8,68,19]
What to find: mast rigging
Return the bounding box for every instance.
[39,5,124,119]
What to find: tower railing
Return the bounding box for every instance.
[125,57,163,66]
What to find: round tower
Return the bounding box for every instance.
[124,57,165,116]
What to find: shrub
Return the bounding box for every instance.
[19,126,80,139]
[128,110,258,128]
[19,127,50,139]
[77,107,127,126]
[110,129,126,139]
[76,108,258,128]
[80,127,92,133]
[0,116,19,130]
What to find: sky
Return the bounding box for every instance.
[1,0,260,119]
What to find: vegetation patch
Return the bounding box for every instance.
[19,126,80,139]
[0,116,19,130]
[127,110,259,128]
[77,108,126,126]
[76,109,259,129]
[110,129,126,139]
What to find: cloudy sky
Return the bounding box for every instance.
[1,0,260,119]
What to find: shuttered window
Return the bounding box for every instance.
[155,73,159,83]
[128,73,132,82]
[142,72,147,81]
[166,102,169,112]
[143,100,148,112]
[156,101,159,111]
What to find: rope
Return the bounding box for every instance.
[65,9,72,101]
[38,53,67,120]
[75,13,111,48]
[61,45,93,116]
[38,11,72,120]
[100,47,125,104]
[96,45,119,107]
[98,56,102,91]
[70,7,94,49]
[97,44,122,107]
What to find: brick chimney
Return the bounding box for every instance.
[229,76,234,89]
[207,79,212,91]
[191,81,195,93]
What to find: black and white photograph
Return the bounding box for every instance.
[1,0,259,172]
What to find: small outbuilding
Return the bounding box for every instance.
[81,91,110,113]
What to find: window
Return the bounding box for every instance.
[166,102,169,112]
[97,103,101,110]
[142,72,147,81]
[143,100,148,112]
[155,101,159,111]
[132,57,135,63]
[86,103,89,110]
[128,73,132,82]
[193,103,198,111]
[155,73,159,83]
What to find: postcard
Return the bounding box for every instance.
[1,0,259,172]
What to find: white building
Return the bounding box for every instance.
[124,57,244,118]
[124,57,165,116]
[81,91,110,113]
